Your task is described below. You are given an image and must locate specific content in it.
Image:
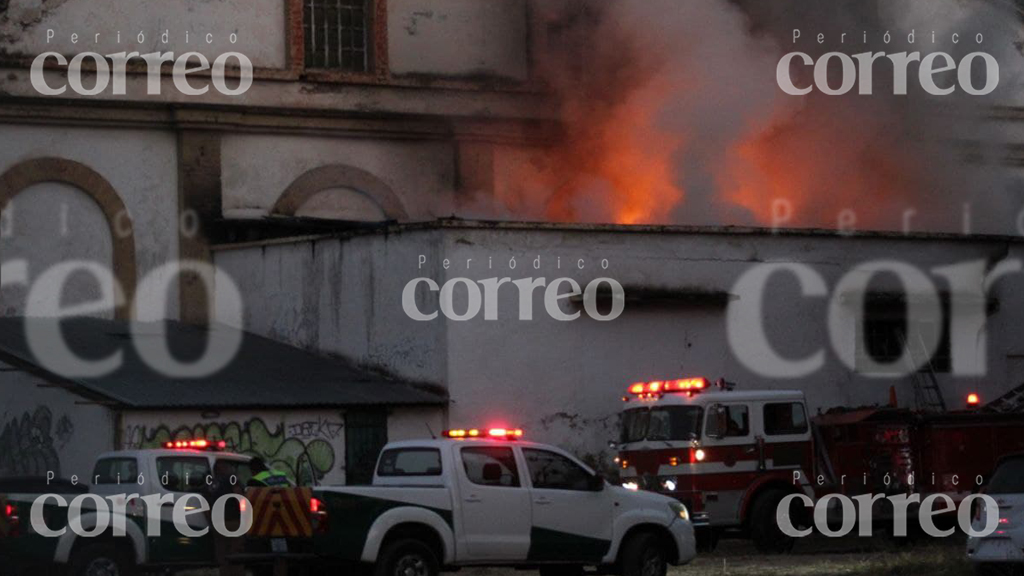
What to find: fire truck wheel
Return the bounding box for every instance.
[68,542,135,576]
[619,532,667,576]
[375,538,440,576]
[749,489,797,554]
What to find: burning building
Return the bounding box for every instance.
[3,0,1024,476]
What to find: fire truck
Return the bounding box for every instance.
[614,377,1024,553]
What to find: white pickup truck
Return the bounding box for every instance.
[1,441,312,576]
[310,431,697,576]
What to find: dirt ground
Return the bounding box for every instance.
[680,534,973,576]
[180,534,976,576]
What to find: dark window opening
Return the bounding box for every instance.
[859,294,951,373]
[346,409,387,485]
[304,0,370,71]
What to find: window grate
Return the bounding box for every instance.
[304,0,369,72]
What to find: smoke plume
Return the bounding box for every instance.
[480,0,1024,234]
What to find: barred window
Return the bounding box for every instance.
[304,0,370,71]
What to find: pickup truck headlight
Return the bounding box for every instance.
[669,501,690,521]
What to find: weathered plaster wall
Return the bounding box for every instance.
[219,134,455,221]
[1,182,114,317]
[388,0,528,81]
[0,0,286,68]
[0,125,180,319]
[0,360,115,480]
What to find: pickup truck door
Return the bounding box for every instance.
[453,445,532,561]
[521,448,614,563]
[149,455,216,563]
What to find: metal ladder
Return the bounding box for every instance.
[985,382,1024,413]
[902,332,946,412]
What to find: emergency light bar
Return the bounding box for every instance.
[444,428,524,439]
[627,378,708,398]
[163,439,228,450]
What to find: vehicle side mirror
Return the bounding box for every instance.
[588,473,606,492]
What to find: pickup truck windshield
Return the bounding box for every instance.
[621,406,703,442]
[93,457,138,484]
[377,448,442,477]
[988,456,1024,494]
[157,457,212,493]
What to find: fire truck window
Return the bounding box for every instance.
[988,457,1024,494]
[764,403,808,436]
[377,448,442,477]
[621,408,650,443]
[157,457,212,493]
[648,406,703,441]
[461,447,521,487]
[524,449,592,491]
[707,405,749,438]
[92,458,138,484]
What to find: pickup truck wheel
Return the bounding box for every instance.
[749,489,797,554]
[69,543,134,576]
[619,533,667,576]
[375,539,439,576]
[539,565,585,576]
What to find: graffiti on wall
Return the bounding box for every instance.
[122,417,342,482]
[0,406,74,477]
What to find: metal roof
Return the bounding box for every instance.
[210,217,1024,253]
[0,316,446,409]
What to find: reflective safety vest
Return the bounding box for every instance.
[251,470,292,487]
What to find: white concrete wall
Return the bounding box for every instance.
[0,125,181,319]
[220,134,455,221]
[0,361,115,480]
[214,230,448,384]
[213,225,1024,464]
[1,0,287,68]
[388,0,528,80]
[436,228,1024,462]
[388,405,446,441]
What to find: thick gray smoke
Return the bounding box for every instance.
[485,0,1024,234]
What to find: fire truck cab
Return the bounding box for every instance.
[616,378,812,552]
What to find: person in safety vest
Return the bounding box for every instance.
[246,457,293,487]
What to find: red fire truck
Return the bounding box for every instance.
[614,377,1024,553]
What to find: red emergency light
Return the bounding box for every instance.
[628,378,708,398]
[444,428,524,440]
[967,393,981,407]
[163,439,228,450]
